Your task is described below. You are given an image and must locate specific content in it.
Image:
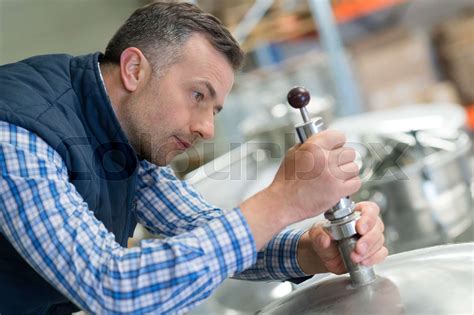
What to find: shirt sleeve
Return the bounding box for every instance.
[0,122,256,314]
[134,161,228,236]
[234,228,310,281]
[135,160,309,281]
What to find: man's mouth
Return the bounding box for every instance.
[174,136,191,150]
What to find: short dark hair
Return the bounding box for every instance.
[103,1,244,71]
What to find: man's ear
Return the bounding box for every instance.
[119,47,151,92]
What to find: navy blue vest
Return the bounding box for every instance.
[0,53,139,314]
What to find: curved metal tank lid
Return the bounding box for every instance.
[257,243,474,315]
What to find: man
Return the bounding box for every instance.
[0,2,387,314]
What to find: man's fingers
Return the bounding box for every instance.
[352,231,385,263]
[341,177,362,197]
[308,225,342,263]
[355,201,381,216]
[332,162,360,181]
[355,202,381,235]
[328,147,359,181]
[308,224,347,274]
[325,257,346,275]
[308,201,387,273]
[306,130,346,150]
[336,147,356,166]
[308,225,332,250]
[361,247,389,266]
[350,202,385,263]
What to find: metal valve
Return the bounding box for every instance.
[287,86,376,286]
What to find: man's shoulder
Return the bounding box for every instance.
[0,52,98,82]
[0,54,73,97]
[0,53,96,112]
[19,53,74,65]
[0,53,73,74]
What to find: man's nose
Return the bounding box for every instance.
[191,112,214,140]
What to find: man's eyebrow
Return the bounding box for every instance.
[197,80,223,113]
[197,80,216,98]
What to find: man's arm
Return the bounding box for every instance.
[134,161,227,236]
[238,131,387,277]
[134,131,386,281]
[233,228,309,281]
[0,122,256,313]
[134,161,309,281]
[234,202,387,281]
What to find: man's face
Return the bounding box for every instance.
[122,34,235,165]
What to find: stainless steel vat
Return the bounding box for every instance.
[189,280,293,315]
[354,129,473,252]
[258,243,474,315]
[331,103,473,253]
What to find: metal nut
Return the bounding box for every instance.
[323,212,361,240]
[324,197,355,220]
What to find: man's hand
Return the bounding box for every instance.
[269,130,362,225]
[241,130,361,250]
[297,202,388,275]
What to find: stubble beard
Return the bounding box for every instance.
[134,128,187,166]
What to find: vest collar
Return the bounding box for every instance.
[70,52,131,148]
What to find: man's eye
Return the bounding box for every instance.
[193,91,204,102]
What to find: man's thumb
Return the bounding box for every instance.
[308,224,332,251]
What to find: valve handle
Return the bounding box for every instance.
[287,86,311,109]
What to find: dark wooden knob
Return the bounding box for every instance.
[287,87,310,109]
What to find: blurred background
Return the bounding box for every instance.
[2,1,473,314]
[1,0,473,158]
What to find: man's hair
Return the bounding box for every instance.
[103,1,244,72]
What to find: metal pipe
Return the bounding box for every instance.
[338,237,376,286]
[233,0,274,45]
[307,0,363,116]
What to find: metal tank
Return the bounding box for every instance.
[330,104,473,253]
[257,243,474,315]
[257,89,473,314]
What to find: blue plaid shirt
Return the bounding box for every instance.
[0,121,307,314]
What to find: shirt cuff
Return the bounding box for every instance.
[192,207,257,286]
[264,228,310,279]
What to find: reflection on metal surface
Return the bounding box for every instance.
[269,282,293,299]
[353,130,472,253]
[189,280,293,315]
[259,277,403,315]
[329,103,466,135]
[258,243,474,314]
